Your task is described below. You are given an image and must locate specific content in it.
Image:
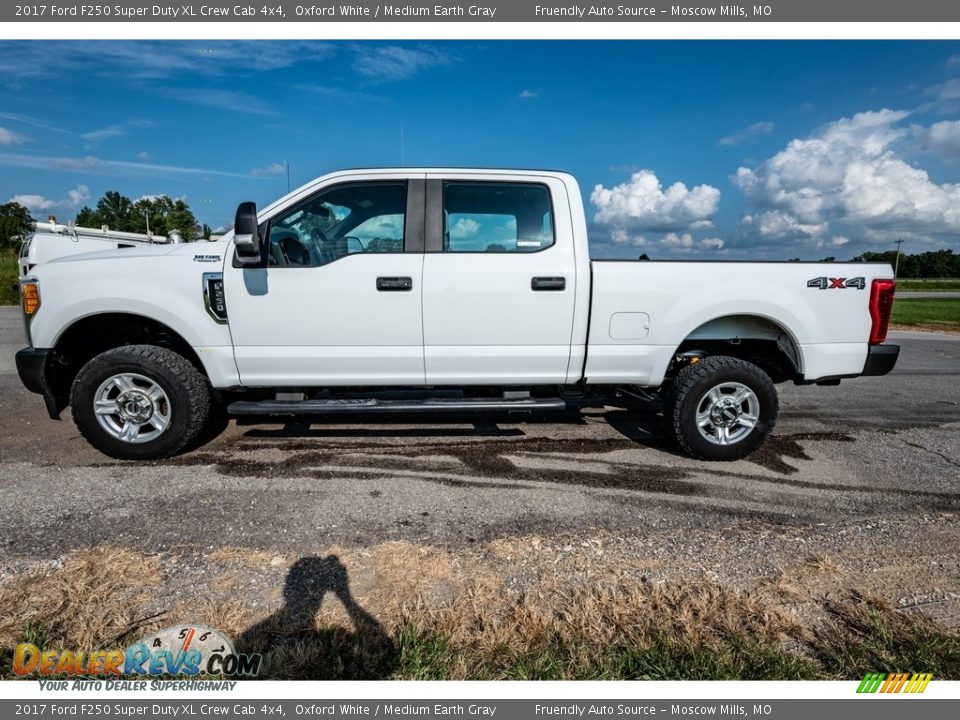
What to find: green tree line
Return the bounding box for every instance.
[0,202,33,253]
[640,248,960,277]
[0,191,210,253]
[76,191,209,241]
[849,249,960,277]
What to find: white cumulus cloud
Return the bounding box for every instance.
[591,169,721,233]
[10,193,56,212]
[660,233,725,250]
[733,109,960,244]
[918,119,960,157]
[251,162,286,176]
[607,230,724,252]
[0,126,27,145]
[9,184,90,213]
[739,211,827,240]
[67,184,91,206]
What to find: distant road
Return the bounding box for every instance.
[897,291,960,298]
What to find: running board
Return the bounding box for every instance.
[227,397,567,417]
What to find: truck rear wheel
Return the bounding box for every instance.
[665,355,777,461]
[70,345,212,460]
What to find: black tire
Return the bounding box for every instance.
[71,345,212,460]
[182,399,230,454]
[665,355,778,461]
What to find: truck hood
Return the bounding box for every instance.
[46,240,231,265]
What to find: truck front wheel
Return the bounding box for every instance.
[665,355,778,461]
[70,345,212,460]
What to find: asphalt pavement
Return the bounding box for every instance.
[0,307,957,565]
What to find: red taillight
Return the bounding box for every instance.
[869,278,896,344]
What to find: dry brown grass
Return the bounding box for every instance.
[0,547,164,650]
[2,541,957,680]
[803,554,844,576]
[756,566,809,604]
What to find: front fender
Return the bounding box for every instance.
[27,254,237,387]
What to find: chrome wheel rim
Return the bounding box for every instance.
[93,373,171,444]
[695,382,759,446]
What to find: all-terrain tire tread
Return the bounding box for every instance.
[70,345,212,459]
[665,355,778,461]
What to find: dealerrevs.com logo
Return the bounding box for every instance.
[13,625,261,677]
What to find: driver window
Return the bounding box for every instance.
[266,181,407,267]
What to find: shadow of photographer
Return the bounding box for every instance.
[237,554,396,679]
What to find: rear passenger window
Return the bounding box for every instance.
[443,182,554,253]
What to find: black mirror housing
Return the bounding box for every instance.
[234,201,262,265]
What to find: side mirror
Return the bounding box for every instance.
[233,201,262,265]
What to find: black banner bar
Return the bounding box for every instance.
[5,1,960,23]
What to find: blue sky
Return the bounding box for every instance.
[2,40,960,259]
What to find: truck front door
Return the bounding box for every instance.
[224,177,426,386]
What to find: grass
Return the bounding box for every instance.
[393,625,821,681]
[1,254,18,306]
[896,278,960,292]
[813,595,960,679]
[1,546,958,681]
[891,297,960,330]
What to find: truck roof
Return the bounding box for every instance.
[256,167,577,222]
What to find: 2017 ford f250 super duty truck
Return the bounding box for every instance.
[15,168,899,461]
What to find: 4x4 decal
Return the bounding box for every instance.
[807,276,866,290]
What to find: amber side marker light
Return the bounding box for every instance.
[21,282,40,315]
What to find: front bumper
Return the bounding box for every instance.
[862,343,900,377]
[15,347,61,419]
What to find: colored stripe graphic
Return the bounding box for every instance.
[857,672,932,694]
[886,672,909,693]
[857,672,885,693]
[905,673,933,693]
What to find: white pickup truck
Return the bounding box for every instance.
[16,168,899,461]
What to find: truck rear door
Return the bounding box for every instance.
[421,173,578,384]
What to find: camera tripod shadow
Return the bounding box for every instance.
[237,555,397,679]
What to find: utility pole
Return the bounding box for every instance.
[894,238,903,278]
[143,210,150,237]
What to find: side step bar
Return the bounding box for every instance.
[227,397,567,417]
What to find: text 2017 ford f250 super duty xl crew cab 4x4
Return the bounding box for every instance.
[15,168,899,461]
